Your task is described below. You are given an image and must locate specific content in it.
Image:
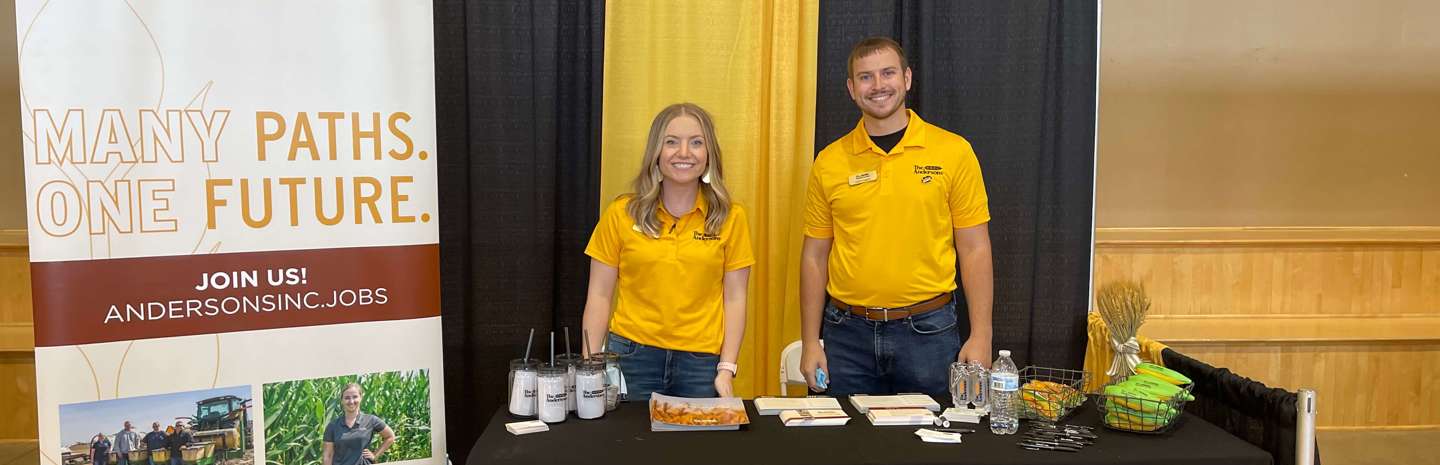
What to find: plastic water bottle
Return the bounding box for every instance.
[989,350,1020,435]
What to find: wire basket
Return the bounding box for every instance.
[1015,366,1089,422]
[1095,377,1193,434]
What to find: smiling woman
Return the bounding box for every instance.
[323,383,396,465]
[580,103,755,402]
[623,103,733,239]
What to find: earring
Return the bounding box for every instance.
[702,170,712,184]
[651,165,662,183]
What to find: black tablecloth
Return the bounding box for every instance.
[467,398,1273,465]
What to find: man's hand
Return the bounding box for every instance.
[800,340,829,391]
[361,449,376,461]
[714,370,735,397]
[957,335,992,369]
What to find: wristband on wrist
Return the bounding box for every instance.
[717,362,738,376]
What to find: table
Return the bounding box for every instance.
[467,398,1273,465]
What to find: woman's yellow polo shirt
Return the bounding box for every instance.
[585,194,754,354]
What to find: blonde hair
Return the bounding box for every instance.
[626,103,732,237]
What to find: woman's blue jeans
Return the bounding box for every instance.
[607,332,719,401]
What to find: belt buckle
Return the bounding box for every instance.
[866,306,891,321]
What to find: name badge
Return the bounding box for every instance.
[848,170,878,186]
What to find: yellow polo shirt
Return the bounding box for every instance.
[585,194,755,354]
[804,110,990,308]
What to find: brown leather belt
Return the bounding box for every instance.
[831,293,952,321]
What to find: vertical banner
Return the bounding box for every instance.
[16,2,445,465]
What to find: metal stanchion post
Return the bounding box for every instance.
[1295,388,1317,465]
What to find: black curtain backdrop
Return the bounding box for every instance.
[433,0,604,461]
[816,1,1099,370]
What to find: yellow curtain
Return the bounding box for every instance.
[1082,312,1169,393]
[600,0,818,398]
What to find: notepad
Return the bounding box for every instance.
[849,394,942,414]
[754,396,843,415]
[505,420,549,435]
[941,407,987,424]
[865,408,937,426]
[779,409,851,427]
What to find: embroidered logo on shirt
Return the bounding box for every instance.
[913,164,944,175]
[921,175,933,184]
[692,231,721,241]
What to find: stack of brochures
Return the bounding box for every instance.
[865,407,937,426]
[848,394,942,414]
[779,409,852,427]
[753,396,843,415]
[505,420,549,435]
[940,406,988,424]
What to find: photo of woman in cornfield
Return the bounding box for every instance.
[263,370,431,465]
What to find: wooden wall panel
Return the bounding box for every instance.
[0,232,36,441]
[0,353,37,440]
[1095,227,1440,429]
[1094,232,1440,317]
[1169,342,1440,430]
[0,237,32,326]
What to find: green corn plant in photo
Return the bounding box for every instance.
[263,370,432,465]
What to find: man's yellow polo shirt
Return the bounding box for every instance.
[585,194,755,354]
[804,110,990,308]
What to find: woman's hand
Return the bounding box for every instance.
[714,370,734,397]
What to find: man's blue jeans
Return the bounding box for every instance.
[608,332,719,401]
[820,297,964,399]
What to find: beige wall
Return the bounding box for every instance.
[2,0,22,230]
[1097,0,1440,228]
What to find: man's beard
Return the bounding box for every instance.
[858,89,905,121]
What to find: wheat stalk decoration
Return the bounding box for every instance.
[1097,281,1151,383]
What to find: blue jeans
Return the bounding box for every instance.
[607,332,719,401]
[820,297,964,399]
